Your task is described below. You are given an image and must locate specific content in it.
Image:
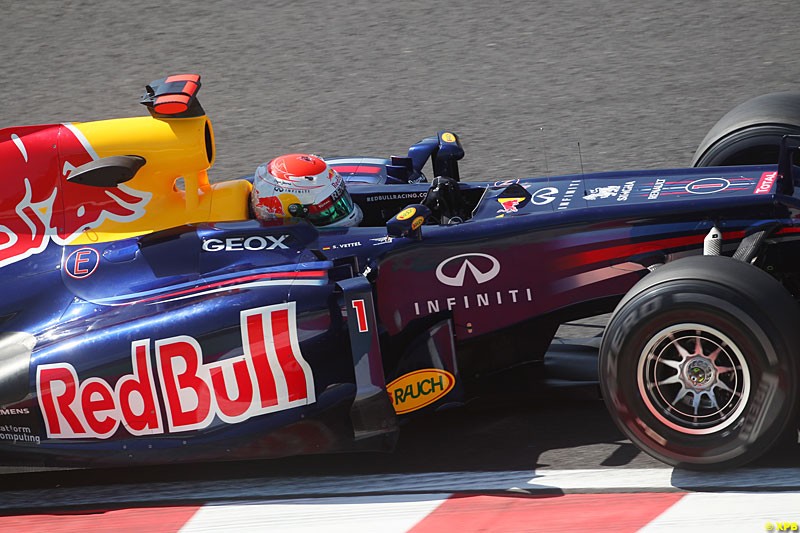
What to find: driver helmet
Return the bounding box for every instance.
[251,153,362,227]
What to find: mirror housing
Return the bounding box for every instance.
[386,204,431,240]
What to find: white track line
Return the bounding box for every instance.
[4,468,800,510]
[528,468,800,491]
[180,494,450,533]
[640,492,800,532]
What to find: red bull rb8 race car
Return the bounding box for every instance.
[3,75,800,470]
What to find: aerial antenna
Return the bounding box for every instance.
[539,127,549,177]
[577,141,585,175]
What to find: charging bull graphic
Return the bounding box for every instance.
[0,124,151,268]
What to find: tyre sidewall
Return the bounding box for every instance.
[602,280,797,469]
[692,91,800,166]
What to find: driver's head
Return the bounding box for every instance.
[251,153,362,227]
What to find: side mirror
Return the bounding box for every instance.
[433,131,464,182]
[386,204,431,240]
[405,131,465,182]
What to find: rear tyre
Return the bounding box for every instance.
[692,92,800,167]
[600,256,800,469]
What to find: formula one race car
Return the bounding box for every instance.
[2,75,800,471]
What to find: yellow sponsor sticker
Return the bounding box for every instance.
[441,132,456,143]
[397,207,416,221]
[387,368,456,414]
[411,215,425,230]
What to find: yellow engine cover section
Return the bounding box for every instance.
[68,114,251,245]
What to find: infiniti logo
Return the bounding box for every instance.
[531,186,558,206]
[435,253,501,287]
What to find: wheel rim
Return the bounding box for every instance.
[637,323,751,435]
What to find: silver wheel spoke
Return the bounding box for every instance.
[672,386,692,405]
[671,336,692,360]
[659,358,682,370]
[691,391,703,415]
[708,346,723,363]
[638,323,750,435]
[657,373,682,386]
[714,380,734,394]
[706,390,720,411]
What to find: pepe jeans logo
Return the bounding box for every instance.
[435,253,500,287]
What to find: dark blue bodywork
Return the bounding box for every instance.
[1,129,799,467]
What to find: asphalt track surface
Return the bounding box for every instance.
[3,1,800,181]
[3,0,800,528]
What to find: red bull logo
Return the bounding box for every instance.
[257,195,285,217]
[36,303,315,439]
[0,124,150,268]
[496,197,525,214]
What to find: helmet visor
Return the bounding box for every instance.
[306,186,355,226]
